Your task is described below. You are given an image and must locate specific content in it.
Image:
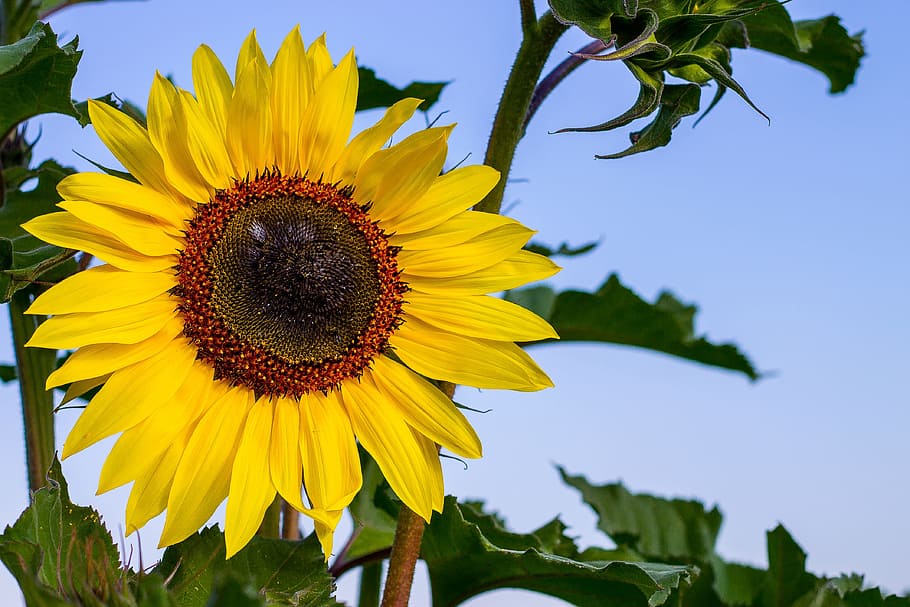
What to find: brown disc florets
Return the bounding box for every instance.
[175,170,407,397]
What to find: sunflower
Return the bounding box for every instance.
[22,27,558,559]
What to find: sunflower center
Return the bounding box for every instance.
[209,196,381,364]
[176,171,407,398]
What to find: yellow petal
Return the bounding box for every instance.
[298,390,361,511]
[306,34,333,90]
[87,100,172,196]
[227,56,272,176]
[23,212,176,273]
[408,250,559,295]
[354,127,451,222]
[398,222,534,278]
[341,375,438,521]
[270,26,310,174]
[46,316,183,389]
[313,510,343,560]
[369,356,482,459]
[126,425,191,533]
[332,98,422,187]
[28,264,175,315]
[390,317,553,391]
[28,295,177,350]
[269,397,306,512]
[97,360,212,493]
[225,396,277,558]
[411,427,444,513]
[234,30,267,82]
[298,50,357,180]
[147,72,211,201]
[390,165,500,234]
[57,172,189,230]
[161,385,254,547]
[390,211,520,250]
[57,201,182,257]
[403,292,558,342]
[62,338,196,457]
[192,44,233,136]
[179,89,234,189]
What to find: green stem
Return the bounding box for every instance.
[476,10,568,215]
[10,289,56,494]
[358,561,382,607]
[380,505,426,607]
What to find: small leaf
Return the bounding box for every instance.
[73,93,146,128]
[421,496,695,607]
[597,83,701,159]
[668,49,769,122]
[559,468,722,563]
[0,22,81,138]
[0,364,15,382]
[156,526,340,607]
[556,62,663,134]
[548,0,638,46]
[525,239,599,258]
[507,273,760,380]
[0,159,78,302]
[355,67,447,112]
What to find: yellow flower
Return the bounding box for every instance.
[22,27,558,559]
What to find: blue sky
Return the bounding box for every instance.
[1,1,907,605]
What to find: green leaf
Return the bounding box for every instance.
[507,273,760,380]
[0,159,78,302]
[355,67,448,112]
[548,0,638,46]
[73,93,146,128]
[763,525,817,607]
[556,62,663,134]
[525,239,599,258]
[421,496,695,607]
[597,83,701,159]
[341,449,398,563]
[559,468,722,563]
[711,555,766,606]
[740,10,864,93]
[155,526,340,607]
[0,458,136,606]
[0,363,15,381]
[0,22,81,138]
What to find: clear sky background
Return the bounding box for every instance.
[1,1,908,605]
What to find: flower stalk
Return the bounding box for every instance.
[476,10,568,215]
[9,289,56,494]
[379,9,568,603]
[380,505,426,607]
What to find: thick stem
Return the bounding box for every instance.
[358,561,383,607]
[476,11,568,215]
[10,289,56,494]
[518,0,538,34]
[380,506,426,607]
[281,500,300,539]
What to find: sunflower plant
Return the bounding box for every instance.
[0,1,888,606]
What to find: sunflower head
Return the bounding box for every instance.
[23,26,559,559]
